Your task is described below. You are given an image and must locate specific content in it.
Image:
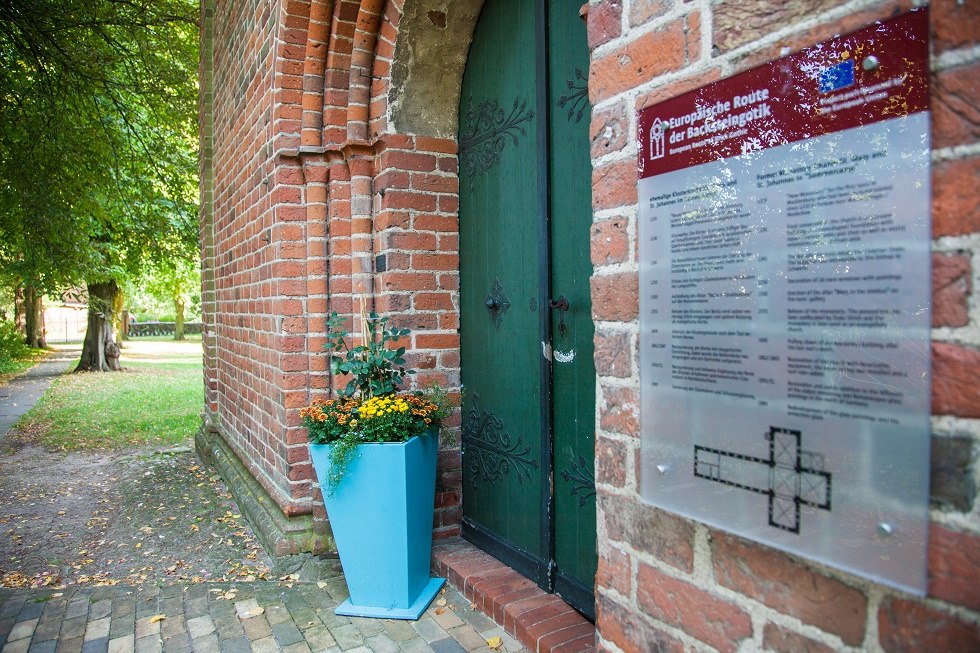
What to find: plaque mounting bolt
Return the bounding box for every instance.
[877,522,895,537]
[862,55,880,72]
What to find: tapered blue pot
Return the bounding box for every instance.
[309,428,444,619]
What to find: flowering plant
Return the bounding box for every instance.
[301,310,448,491]
[301,394,440,445]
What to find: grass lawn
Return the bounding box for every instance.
[19,339,204,450]
[0,349,47,385]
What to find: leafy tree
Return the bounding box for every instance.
[138,258,201,340]
[0,0,199,368]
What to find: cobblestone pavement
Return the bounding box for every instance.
[0,581,525,653]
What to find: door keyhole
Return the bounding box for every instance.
[548,295,569,337]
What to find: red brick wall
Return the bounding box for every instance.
[588,1,980,651]
[203,0,463,550]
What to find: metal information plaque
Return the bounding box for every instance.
[637,10,931,594]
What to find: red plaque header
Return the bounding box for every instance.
[638,9,929,179]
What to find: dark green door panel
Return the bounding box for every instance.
[459,0,596,618]
[546,0,597,611]
[459,0,545,568]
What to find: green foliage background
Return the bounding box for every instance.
[0,0,200,295]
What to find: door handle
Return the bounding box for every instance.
[548,295,569,336]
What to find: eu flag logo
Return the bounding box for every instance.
[819,59,855,93]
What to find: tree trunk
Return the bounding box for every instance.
[113,287,125,347]
[76,280,122,372]
[174,297,185,340]
[13,286,25,335]
[24,286,46,348]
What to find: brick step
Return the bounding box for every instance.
[432,538,596,653]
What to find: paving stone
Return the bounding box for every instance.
[281,642,311,653]
[446,625,486,652]
[180,602,206,622]
[62,602,87,623]
[301,625,336,651]
[458,611,495,635]
[27,640,56,653]
[215,636,248,653]
[349,619,384,638]
[158,589,182,602]
[396,640,432,653]
[134,602,159,621]
[189,633,219,653]
[80,637,109,653]
[161,632,189,653]
[156,601,181,620]
[33,619,61,644]
[19,602,45,621]
[110,602,134,620]
[263,606,290,627]
[161,644,189,653]
[133,635,161,653]
[184,617,214,641]
[429,639,467,653]
[0,600,25,620]
[207,598,233,616]
[246,637,278,653]
[314,610,348,629]
[239,616,270,642]
[54,637,82,653]
[290,610,320,631]
[364,634,400,653]
[90,591,115,605]
[107,635,134,653]
[379,621,414,643]
[183,589,206,603]
[160,615,186,641]
[61,618,87,642]
[3,639,31,653]
[411,618,447,644]
[40,602,66,623]
[430,609,463,631]
[328,624,363,650]
[1,617,16,640]
[85,618,111,643]
[209,614,241,641]
[90,602,112,623]
[109,615,136,641]
[134,618,160,641]
[271,622,304,648]
[8,619,38,642]
[230,602,257,621]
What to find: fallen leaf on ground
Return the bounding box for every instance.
[149,615,166,624]
[239,607,265,619]
[436,597,447,607]
[487,636,503,650]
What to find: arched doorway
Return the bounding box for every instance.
[457,0,596,619]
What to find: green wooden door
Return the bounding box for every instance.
[458,0,596,619]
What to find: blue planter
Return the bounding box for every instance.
[309,428,445,619]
